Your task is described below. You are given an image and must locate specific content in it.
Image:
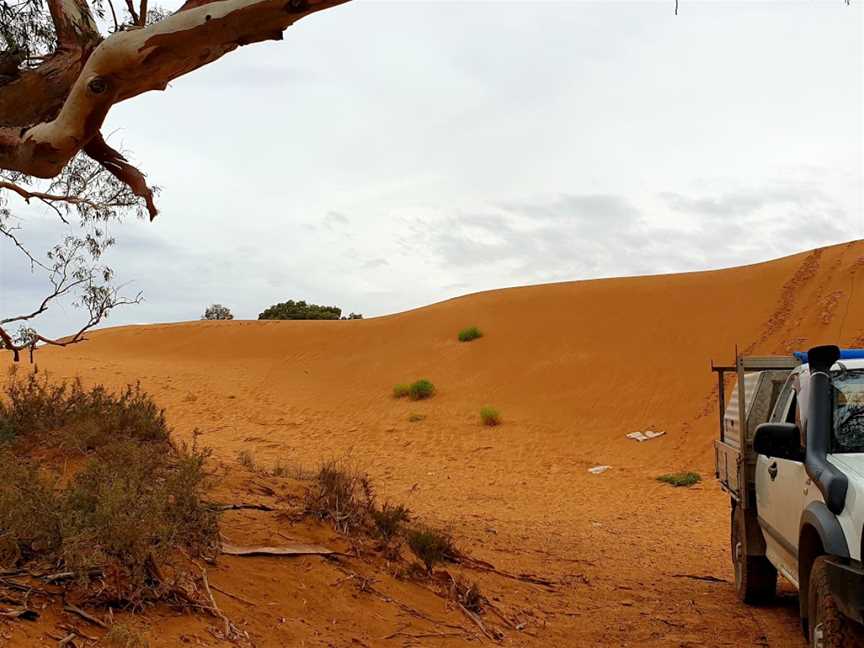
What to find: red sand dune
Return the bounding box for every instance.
[5,240,864,646]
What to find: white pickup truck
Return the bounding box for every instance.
[714,345,864,648]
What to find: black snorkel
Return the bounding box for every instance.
[805,344,848,515]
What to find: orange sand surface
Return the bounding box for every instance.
[4,240,864,647]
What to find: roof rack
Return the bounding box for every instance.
[793,349,864,363]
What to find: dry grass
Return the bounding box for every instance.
[237,449,256,471]
[480,406,501,426]
[104,623,149,648]
[305,460,375,534]
[0,371,219,606]
[371,503,411,541]
[0,369,169,451]
[406,527,456,574]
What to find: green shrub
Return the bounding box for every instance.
[0,372,168,451]
[0,416,15,445]
[258,300,342,320]
[458,326,483,343]
[201,304,233,320]
[657,472,701,488]
[406,527,456,573]
[480,406,501,426]
[0,376,218,604]
[409,379,435,401]
[61,441,218,602]
[0,452,63,565]
[393,384,410,399]
[371,503,410,541]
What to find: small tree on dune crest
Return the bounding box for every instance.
[202,304,234,321]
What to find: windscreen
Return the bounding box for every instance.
[832,370,864,453]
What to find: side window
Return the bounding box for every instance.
[771,378,795,423]
[785,392,798,425]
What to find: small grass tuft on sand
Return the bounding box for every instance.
[480,406,501,426]
[305,460,375,534]
[237,449,256,471]
[393,384,411,399]
[409,379,436,401]
[657,472,701,488]
[458,326,483,343]
[371,503,411,541]
[408,413,426,423]
[406,526,456,574]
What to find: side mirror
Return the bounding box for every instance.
[754,422,804,462]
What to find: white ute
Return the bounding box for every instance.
[714,345,864,648]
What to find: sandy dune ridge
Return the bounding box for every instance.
[4,240,864,646]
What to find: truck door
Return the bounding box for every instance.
[755,377,806,582]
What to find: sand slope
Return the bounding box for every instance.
[7,239,864,646]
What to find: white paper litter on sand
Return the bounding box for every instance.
[626,430,666,442]
[588,465,611,474]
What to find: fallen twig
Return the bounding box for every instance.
[201,568,231,638]
[63,604,108,629]
[384,629,465,640]
[0,606,38,620]
[57,633,77,647]
[458,603,503,642]
[457,556,556,588]
[209,583,258,607]
[483,599,518,630]
[43,569,102,583]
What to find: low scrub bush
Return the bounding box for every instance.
[480,406,501,426]
[406,527,456,573]
[371,503,410,541]
[657,472,701,488]
[0,441,218,603]
[305,461,375,534]
[458,326,483,343]
[0,371,168,452]
[409,379,435,401]
[0,374,219,605]
[393,384,410,399]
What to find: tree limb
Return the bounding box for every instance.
[83,132,157,219]
[0,180,129,212]
[0,0,350,181]
[46,0,101,48]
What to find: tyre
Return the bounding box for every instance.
[731,503,777,604]
[808,556,864,648]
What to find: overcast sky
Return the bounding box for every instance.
[2,1,862,335]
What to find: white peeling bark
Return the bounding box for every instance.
[1,0,350,178]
